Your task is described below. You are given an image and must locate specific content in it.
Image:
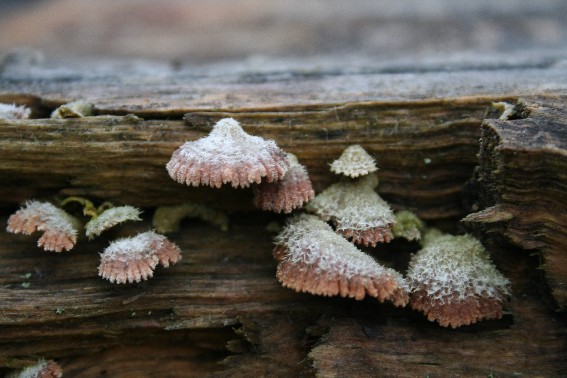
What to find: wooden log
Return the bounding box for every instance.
[1,52,567,219]
[464,96,567,310]
[0,56,566,376]
[0,217,565,377]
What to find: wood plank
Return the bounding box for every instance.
[0,55,566,376]
[465,96,567,310]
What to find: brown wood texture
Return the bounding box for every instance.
[0,55,566,376]
[466,97,567,311]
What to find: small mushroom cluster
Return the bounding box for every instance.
[163,117,510,328]
[6,197,181,284]
[276,145,412,307]
[166,117,314,213]
[4,114,511,329]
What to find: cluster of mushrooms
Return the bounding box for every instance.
[5,115,510,330]
[166,117,510,329]
[6,198,181,284]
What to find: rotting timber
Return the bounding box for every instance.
[0,56,566,376]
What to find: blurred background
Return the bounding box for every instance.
[1,0,567,65]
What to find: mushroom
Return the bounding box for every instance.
[306,174,395,247]
[330,144,378,178]
[406,231,510,328]
[274,214,408,306]
[0,103,31,120]
[253,153,315,213]
[98,231,182,284]
[50,100,94,118]
[166,118,289,188]
[85,205,142,239]
[6,359,63,378]
[392,210,425,241]
[6,200,80,252]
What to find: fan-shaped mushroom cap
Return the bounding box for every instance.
[406,233,510,328]
[98,231,181,284]
[306,175,395,247]
[330,145,378,178]
[253,153,315,213]
[6,201,79,252]
[166,118,289,188]
[85,205,142,239]
[274,214,408,306]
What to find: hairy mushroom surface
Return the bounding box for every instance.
[306,174,395,246]
[167,117,289,188]
[253,153,315,213]
[406,232,510,328]
[6,201,80,252]
[99,231,181,284]
[274,214,408,306]
[330,144,378,178]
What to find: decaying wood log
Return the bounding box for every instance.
[465,96,567,310]
[1,55,566,376]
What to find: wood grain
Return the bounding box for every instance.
[1,54,566,376]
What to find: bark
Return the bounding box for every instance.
[465,96,567,310]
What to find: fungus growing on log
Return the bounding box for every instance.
[6,359,63,378]
[274,214,408,306]
[306,174,395,246]
[0,103,31,120]
[84,205,142,239]
[6,201,80,252]
[50,100,94,118]
[60,198,142,239]
[330,144,378,178]
[406,231,510,328]
[166,117,289,188]
[392,210,424,241]
[153,202,229,233]
[98,231,182,284]
[253,153,315,213]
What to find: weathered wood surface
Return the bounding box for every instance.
[1,52,567,219]
[465,96,567,311]
[0,216,565,377]
[1,54,567,376]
